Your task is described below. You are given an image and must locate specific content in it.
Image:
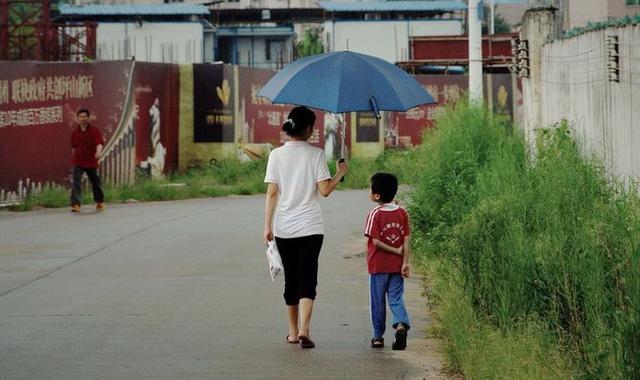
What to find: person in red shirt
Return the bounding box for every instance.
[70,108,105,212]
[364,172,411,350]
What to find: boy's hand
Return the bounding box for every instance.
[401,263,411,278]
[396,246,404,256]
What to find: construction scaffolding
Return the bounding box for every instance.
[0,0,96,61]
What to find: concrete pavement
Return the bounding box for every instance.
[0,190,447,379]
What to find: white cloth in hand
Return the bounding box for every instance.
[266,240,284,281]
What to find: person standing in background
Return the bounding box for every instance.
[70,108,105,212]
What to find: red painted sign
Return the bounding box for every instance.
[0,60,134,191]
[134,62,180,176]
[238,66,352,160]
[388,75,468,147]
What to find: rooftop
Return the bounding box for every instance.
[319,1,467,12]
[58,4,210,16]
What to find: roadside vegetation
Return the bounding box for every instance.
[409,102,639,379]
[10,149,419,211]
[11,159,268,211]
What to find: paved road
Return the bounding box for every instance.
[0,190,445,379]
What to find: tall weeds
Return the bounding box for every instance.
[410,102,640,378]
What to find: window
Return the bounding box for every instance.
[266,39,285,62]
[627,0,640,5]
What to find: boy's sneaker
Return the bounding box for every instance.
[392,325,407,350]
[96,202,105,210]
[71,204,81,213]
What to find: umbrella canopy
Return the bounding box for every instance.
[257,51,435,116]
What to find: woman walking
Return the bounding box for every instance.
[264,106,348,349]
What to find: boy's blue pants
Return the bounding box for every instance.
[369,273,411,339]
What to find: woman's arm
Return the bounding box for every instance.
[264,183,279,244]
[372,238,403,256]
[317,160,348,197]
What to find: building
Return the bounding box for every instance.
[609,0,640,19]
[548,0,640,30]
[320,1,466,63]
[208,0,469,67]
[215,25,297,69]
[58,4,214,63]
[60,0,484,68]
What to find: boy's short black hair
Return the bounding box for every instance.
[370,172,398,203]
[77,108,90,117]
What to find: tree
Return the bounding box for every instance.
[481,7,512,34]
[297,28,324,58]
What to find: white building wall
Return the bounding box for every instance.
[96,22,204,63]
[323,20,463,63]
[237,38,254,66]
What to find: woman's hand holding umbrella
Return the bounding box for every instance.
[337,158,348,182]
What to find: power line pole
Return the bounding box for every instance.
[468,0,483,103]
[490,0,495,35]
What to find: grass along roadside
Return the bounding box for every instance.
[422,259,572,379]
[9,151,420,212]
[409,101,640,379]
[9,158,268,211]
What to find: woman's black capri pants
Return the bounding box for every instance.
[275,234,324,305]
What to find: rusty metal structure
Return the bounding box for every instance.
[397,33,518,74]
[0,0,96,61]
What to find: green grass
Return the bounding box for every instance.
[329,149,422,189]
[409,101,640,379]
[11,151,416,211]
[10,159,269,211]
[423,259,572,379]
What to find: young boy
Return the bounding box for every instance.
[364,172,411,350]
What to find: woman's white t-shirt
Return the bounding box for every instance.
[264,141,332,238]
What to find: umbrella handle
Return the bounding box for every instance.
[370,96,381,119]
[338,113,346,183]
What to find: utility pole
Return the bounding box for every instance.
[490,0,495,35]
[468,0,483,103]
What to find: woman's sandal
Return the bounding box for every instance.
[299,336,315,349]
[286,335,299,344]
[370,338,384,348]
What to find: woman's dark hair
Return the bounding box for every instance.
[282,106,316,137]
[370,172,398,203]
[76,108,90,117]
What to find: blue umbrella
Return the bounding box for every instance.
[257,50,435,117]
